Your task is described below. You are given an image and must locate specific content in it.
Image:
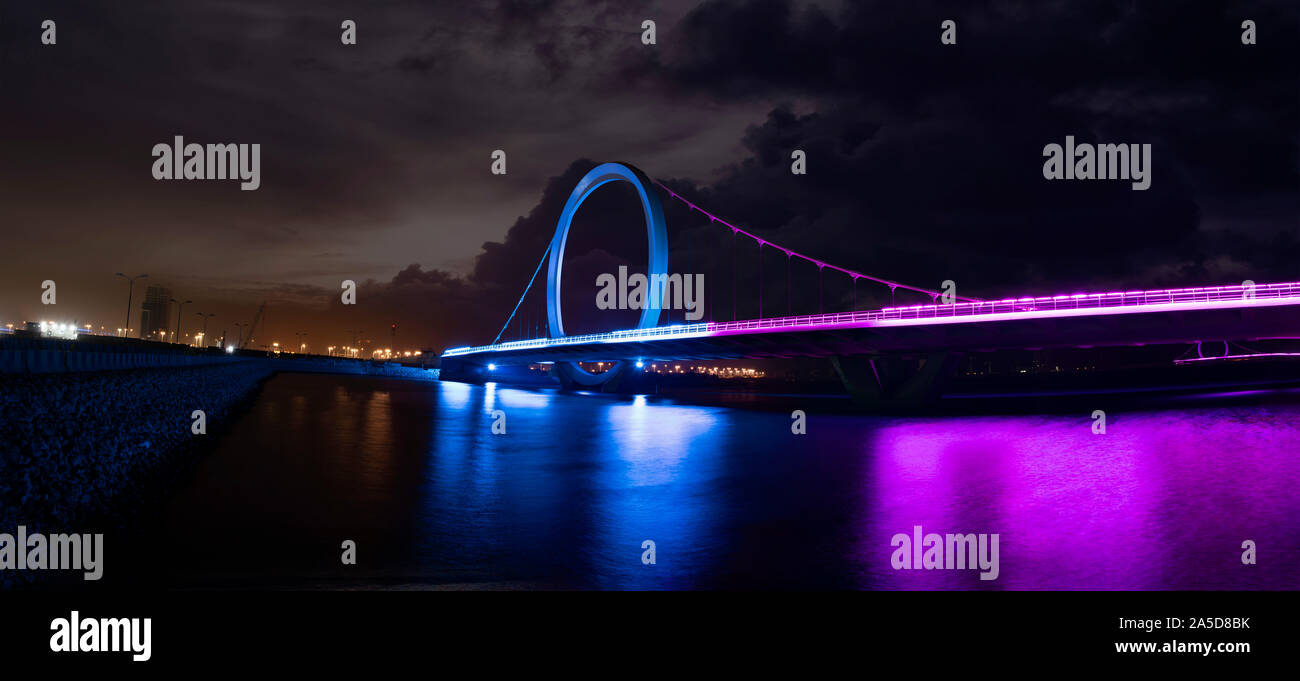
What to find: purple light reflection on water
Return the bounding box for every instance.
[858,409,1300,589]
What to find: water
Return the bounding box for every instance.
[141,373,1300,589]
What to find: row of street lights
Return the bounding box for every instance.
[115,275,395,355]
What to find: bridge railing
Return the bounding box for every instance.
[442,281,1300,358]
[874,281,1300,321]
[690,282,1300,332]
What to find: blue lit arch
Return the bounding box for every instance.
[546,162,669,336]
[546,162,668,385]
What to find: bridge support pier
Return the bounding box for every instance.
[438,357,480,383]
[830,352,957,411]
[554,360,630,393]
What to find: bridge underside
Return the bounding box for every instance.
[445,303,1300,367]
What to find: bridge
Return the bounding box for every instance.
[441,162,1300,402]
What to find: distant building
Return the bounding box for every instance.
[140,284,172,341]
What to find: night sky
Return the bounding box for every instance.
[1,1,1296,352]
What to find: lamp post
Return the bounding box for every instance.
[115,273,147,338]
[170,298,191,344]
[196,313,216,346]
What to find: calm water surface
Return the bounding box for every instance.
[147,373,1300,589]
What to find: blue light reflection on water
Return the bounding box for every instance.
[423,383,726,588]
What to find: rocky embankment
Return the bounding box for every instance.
[0,361,273,547]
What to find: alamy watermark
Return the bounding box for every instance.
[891,525,999,581]
[0,526,103,580]
[596,266,705,321]
[1043,135,1151,191]
[152,135,261,190]
[50,611,151,662]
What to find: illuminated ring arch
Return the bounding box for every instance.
[546,162,668,385]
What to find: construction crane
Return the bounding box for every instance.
[240,302,266,350]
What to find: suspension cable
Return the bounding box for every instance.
[655,181,979,303]
[492,244,549,346]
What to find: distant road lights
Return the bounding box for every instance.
[41,322,78,340]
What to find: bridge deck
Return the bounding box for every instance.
[443,282,1300,363]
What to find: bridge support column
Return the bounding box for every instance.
[830,352,957,411]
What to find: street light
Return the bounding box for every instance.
[115,273,147,338]
[170,298,192,344]
[196,313,216,346]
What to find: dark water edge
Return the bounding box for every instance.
[81,372,1300,590]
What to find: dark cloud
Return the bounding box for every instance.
[396,53,437,74]
[670,0,839,96]
[443,0,1298,334]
